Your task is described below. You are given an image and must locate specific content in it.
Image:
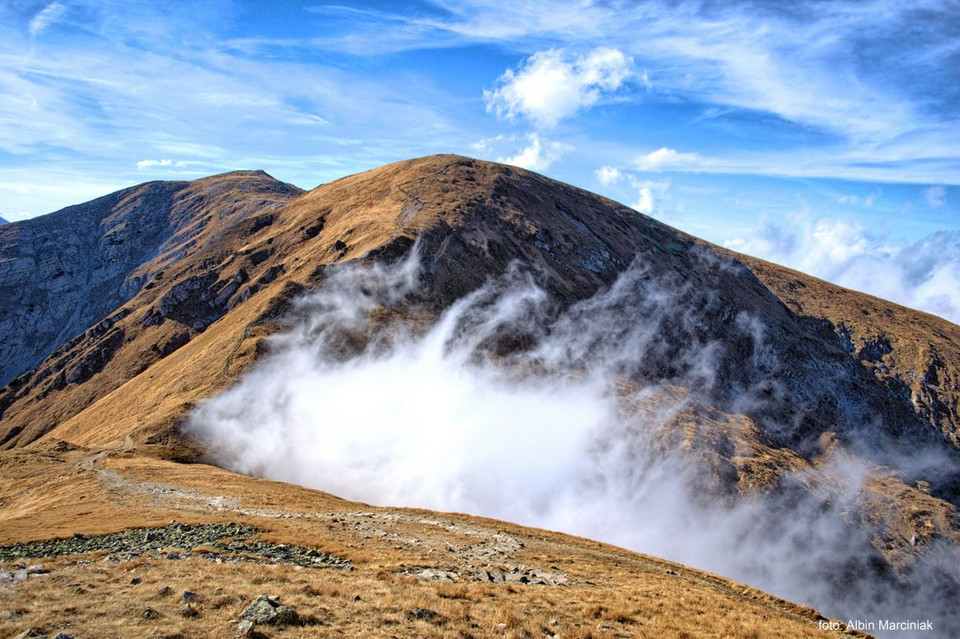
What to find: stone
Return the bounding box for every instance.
[239,595,298,626]
[408,607,441,623]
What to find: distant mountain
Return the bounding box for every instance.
[0,215,8,224]
[1,155,958,634]
[0,170,302,390]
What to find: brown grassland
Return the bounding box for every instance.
[0,444,860,638]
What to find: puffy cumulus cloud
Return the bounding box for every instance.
[474,133,571,172]
[630,180,670,215]
[28,2,67,38]
[634,185,655,214]
[635,147,703,172]
[484,47,633,128]
[594,165,623,185]
[725,217,960,325]
[503,134,570,171]
[594,163,669,215]
[924,185,947,208]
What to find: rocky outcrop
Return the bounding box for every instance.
[0,172,301,388]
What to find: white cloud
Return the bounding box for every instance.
[639,68,652,89]
[724,217,960,325]
[629,179,670,215]
[28,3,67,38]
[634,186,654,214]
[924,185,947,208]
[594,163,669,215]
[136,158,174,169]
[837,192,878,207]
[635,147,703,172]
[484,47,632,128]
[501,133,570,171]
[595,165,623,185]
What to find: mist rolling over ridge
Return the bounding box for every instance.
[3,155,958,637]
[189,244,960,636]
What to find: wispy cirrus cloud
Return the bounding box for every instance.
[431,0,959,184]
[28,2,67,38]
[2,0,957,247]
[924,185,948,208]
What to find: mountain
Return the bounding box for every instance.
[0,171,303,445]
[0,216,8,224]
[0,171,302,389]
[1,155,958,636]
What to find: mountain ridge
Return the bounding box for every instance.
[0,170,302,388]
[1,154,958,635]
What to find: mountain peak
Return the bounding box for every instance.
[1,156,959,633]
[0,170,304,389]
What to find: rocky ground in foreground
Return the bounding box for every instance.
[0,445,856,639]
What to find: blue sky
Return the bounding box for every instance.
[1,0,958,321]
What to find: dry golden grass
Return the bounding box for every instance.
[0,448,849,638]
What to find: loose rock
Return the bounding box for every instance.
[239,595,298,626]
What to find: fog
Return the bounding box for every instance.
[726,220,960,326]
[188,249,957,636]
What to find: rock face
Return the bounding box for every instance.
[0,171,301,388]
